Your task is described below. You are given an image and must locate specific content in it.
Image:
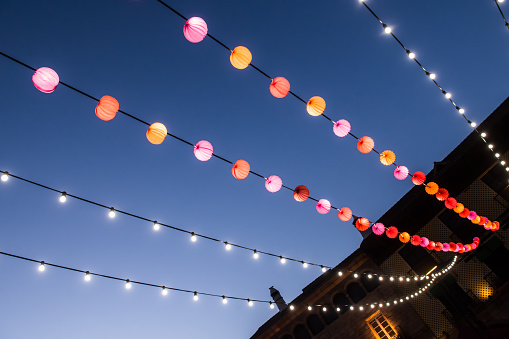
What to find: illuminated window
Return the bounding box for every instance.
[366,311,398,339]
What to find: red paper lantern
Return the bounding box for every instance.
[436,188,449,201]
[269,77,290,98]
[95,96,119,121]
[293,185,309,202]
[386,226,398,239]
[410,235,421,246]
[411,171,426,185]
[459,208,470,218]
[355,218,370,231]
[444,197,457,209]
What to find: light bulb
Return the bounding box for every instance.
[383,25,392,34]
[338,271,343,276]
[414,276,418,281]
[289,305,294,310]
[496,153,500,158]
[379,303,383,308]
[444,92,452,99]
[429,73,436,80]
[408,52,415,59]
[367,274,372,279]
[470,122,476,127]
[426,276,429,280]
[336,307,340,312]
[222,296,227,304]
[488,144,494,149]
[125,280,132,289]
[225,242,232,251]
[499,0,504,3]
[59,192,67,203]
[193,292,199,301]
[386,302,390,307]
[350,306,354,310]
[458,108,465,114]
[399,277,404,281]
[0,172,8,182]
[390,276,394,281]
[109,208,116,218]
[406,277,410,282]
[84,271,91,281]
[162,287,168,296]
[302,262,308,268]
[38,262,45,272]
[269,302,275,309]
[503,161,506,165]
[394,300,398,304]
[321,266,326,273]
[280,257,286,264]
[506,167,509,172]
[307,305,312,311]
[379,276,383,281]
[359,306,364,311]
[370,304,375,308]
[322,307,327,312]
[353,273,358,278]
[406,296,409,300]
[190,233,197,242]
[253,250,259,259]
[400,299,403,302]
[481,132,487,138]
[248,299,254,307]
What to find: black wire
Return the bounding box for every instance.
[493,0,509,25]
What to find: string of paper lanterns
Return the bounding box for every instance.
[491,0,509,29]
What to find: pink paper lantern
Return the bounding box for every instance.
[394,166,409,180]
[269,77,290,98]
[265,175,282,193]
[32,67,59,93]
[183,17,208,43]
[467,210,477,221]
[194,140,213,161]
[420,237,429,247]
[372,223,385,235]
[442,243,450,252]
[333,119,351,137]
[316,199,331,214]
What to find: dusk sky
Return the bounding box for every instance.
[0,0,508,338]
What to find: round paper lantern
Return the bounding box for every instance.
[435,242,443,251]
[355,218,370,231]
[436,188,449,201]
[269,77,290,98]
[372,223,385,235]
[467,210,477,221]
[411,171,426,185]
[492,221,500,231]
[293,185,309,202]
[457,243,464,252]
[232,160,250,179]
[265,175,282,193]
[473,237,480,244]
[357,136,374,154]
[471,216,481,224]
[425,182,439,195]
[380,150,396,166]
[394,166,409,180]
[230,46,252,69]
[399,232,410,243]
[478,216,486,226]
[453,203,464,214]
[333,119,351,137]
[338,207,352,222]
[183,17,208,43]
[459,208,470,218]
[442,243,450,252]
[95,95,119,121]
[445,197,457,209]
[146,122,167,144]
[471,242,478,250]
[420,237,429,247]
[194,140,213,161]
[410,235,421,246]
[484,220,492,230]
[316,199,331,214]
[386,226,398,239]
[449,243,457,252]
[32,67,59,93]
[306,96,326,116]
[464,244,472,252]
[427,241,436,250]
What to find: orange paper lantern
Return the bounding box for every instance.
[230,46,252,69]
[146,122,167,145]
[399,232,410,243]
[380,150,396,166]
[95,96,119,121]
[338,207,352,222]
[232,160,250,179]
[293,185,309,202]
[459,208,470,218]
[357,136,374,154]
[355,218,370,231]
[472,216,481,224]
[425,182,439,195]
[306,96,326,116]
[453,203,464,214]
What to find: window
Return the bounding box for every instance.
[306,314,324,335]
[366,311,398,339]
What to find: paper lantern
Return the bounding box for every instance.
[306,96,326,116]
[471,216,481,224]
[399,232,410,243]
[380,150,396,166]
[445,197,457,209]
[394,166,409,180]
[425,182,439,195]
[436,188,449,201]
[464,244,472,252]
[316,199,331,214]
[411,171,426,185]
[357,136,374,154]
[492,221,500,231]
[95,95,119,121]
[146,122,167,145]
[442,243,450,252]
[230,46,252,69]
[410,235,421,246]
[183,17,208,43]
[453,203,464,214]
[458,247,465,253]
[478,216,486,226]
[459,208,470,218]
[32,67,59,93]
[293,185,309,202]
[333,119,351,137]
[420,237,429,247]
[386,226,398,239]
[473,237,480,244]
[269,77,290,98]
[449,243,457,252]
[338,207,352,222]
[427,241,436,250]
[484,220,492,230]
[232,160,250,179]
[457,243,464,252]
[467,210,477,221]
[435,242,443,251]
[355,218,370,231]
[471,242,478,249]
[193,140,214,161]
[265,175,282,193]
[372,223,385,235]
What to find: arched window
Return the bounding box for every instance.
[293,324,311,339]
[306,314,324,335]
[361,271,381,292]
[332,293,351,314]
[347,282,367,303]
[319,305,338,325]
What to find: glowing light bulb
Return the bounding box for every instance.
[429,73,436,80]
[489,144,494,149]
[338,271,343,276]
[162,287,168,296]
[383,25,392,34]
[59,192,67,203]
[496,153,500,158]
[400,299,403,302]
[399,277,404,281]
[269,302,275,309]
[394,300,398,304]
[390,276,394,281]
[359,306,364,311]
[506,167,509,172]
[502,161,506,165]
[222,296,227,304]
[353,273,358,278]
[379,276,383,281]
[350,306,354,310]
[225,242,232,251]
[153,222,160,231]
[302,262,308,268]
[248,299,254,307]
[289,305,294,310]
[1,172,8,182]
[470,122,476,127]
[367,274,372,279]
[109,208,116,218]
[425,276,429,280]
[406,296,409,300]
[406,277,410,282]
[125,280,132,289]
[253,250,259,259]
[307,305,312,311]
[458,108,465,114]
[322,307,327,312]
[38,262,45,272]
[190,233,197,242]
[84,271,91,281]
[336,307,340,312]
[408,51,415,59]
[499,0,504,3]
[444,92,452,99]
[379,303,383,308]
[321,266,326,273]
[370,304,375,308]
[481,132,487,138]
[280,257,286,264]
[386,302,390,307]
[193,292,199,301]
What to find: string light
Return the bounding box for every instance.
[1,172,8,182]
[321,266,326,273]
[190,232,197,242]
[193,292,199,301]
[248,299,254,307]
[289,305,294,310]
[280,257,286,264]
[162,287,168,296]
[253,250,259,259]
[38,261,45,272]
[84,271,91,281]
[153,222,160,231]
[109,208,116,218]
[492,0,509,29]
[224,242,232,251]
[302,262,308,268]
[269,302,275,309]
[338,271,343,276]
[353,273,358,278]
[222,296,227,304]
[59,192,67,203]
[125,280,132,289]
[307,305,312,311]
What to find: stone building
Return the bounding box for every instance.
[251,98,509,339]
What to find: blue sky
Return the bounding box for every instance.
[0,0,507,338]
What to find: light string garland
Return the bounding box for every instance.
[492,0,509,29]
[149,3,501,227]
[0,250,457,311]
[3,52,492,245]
